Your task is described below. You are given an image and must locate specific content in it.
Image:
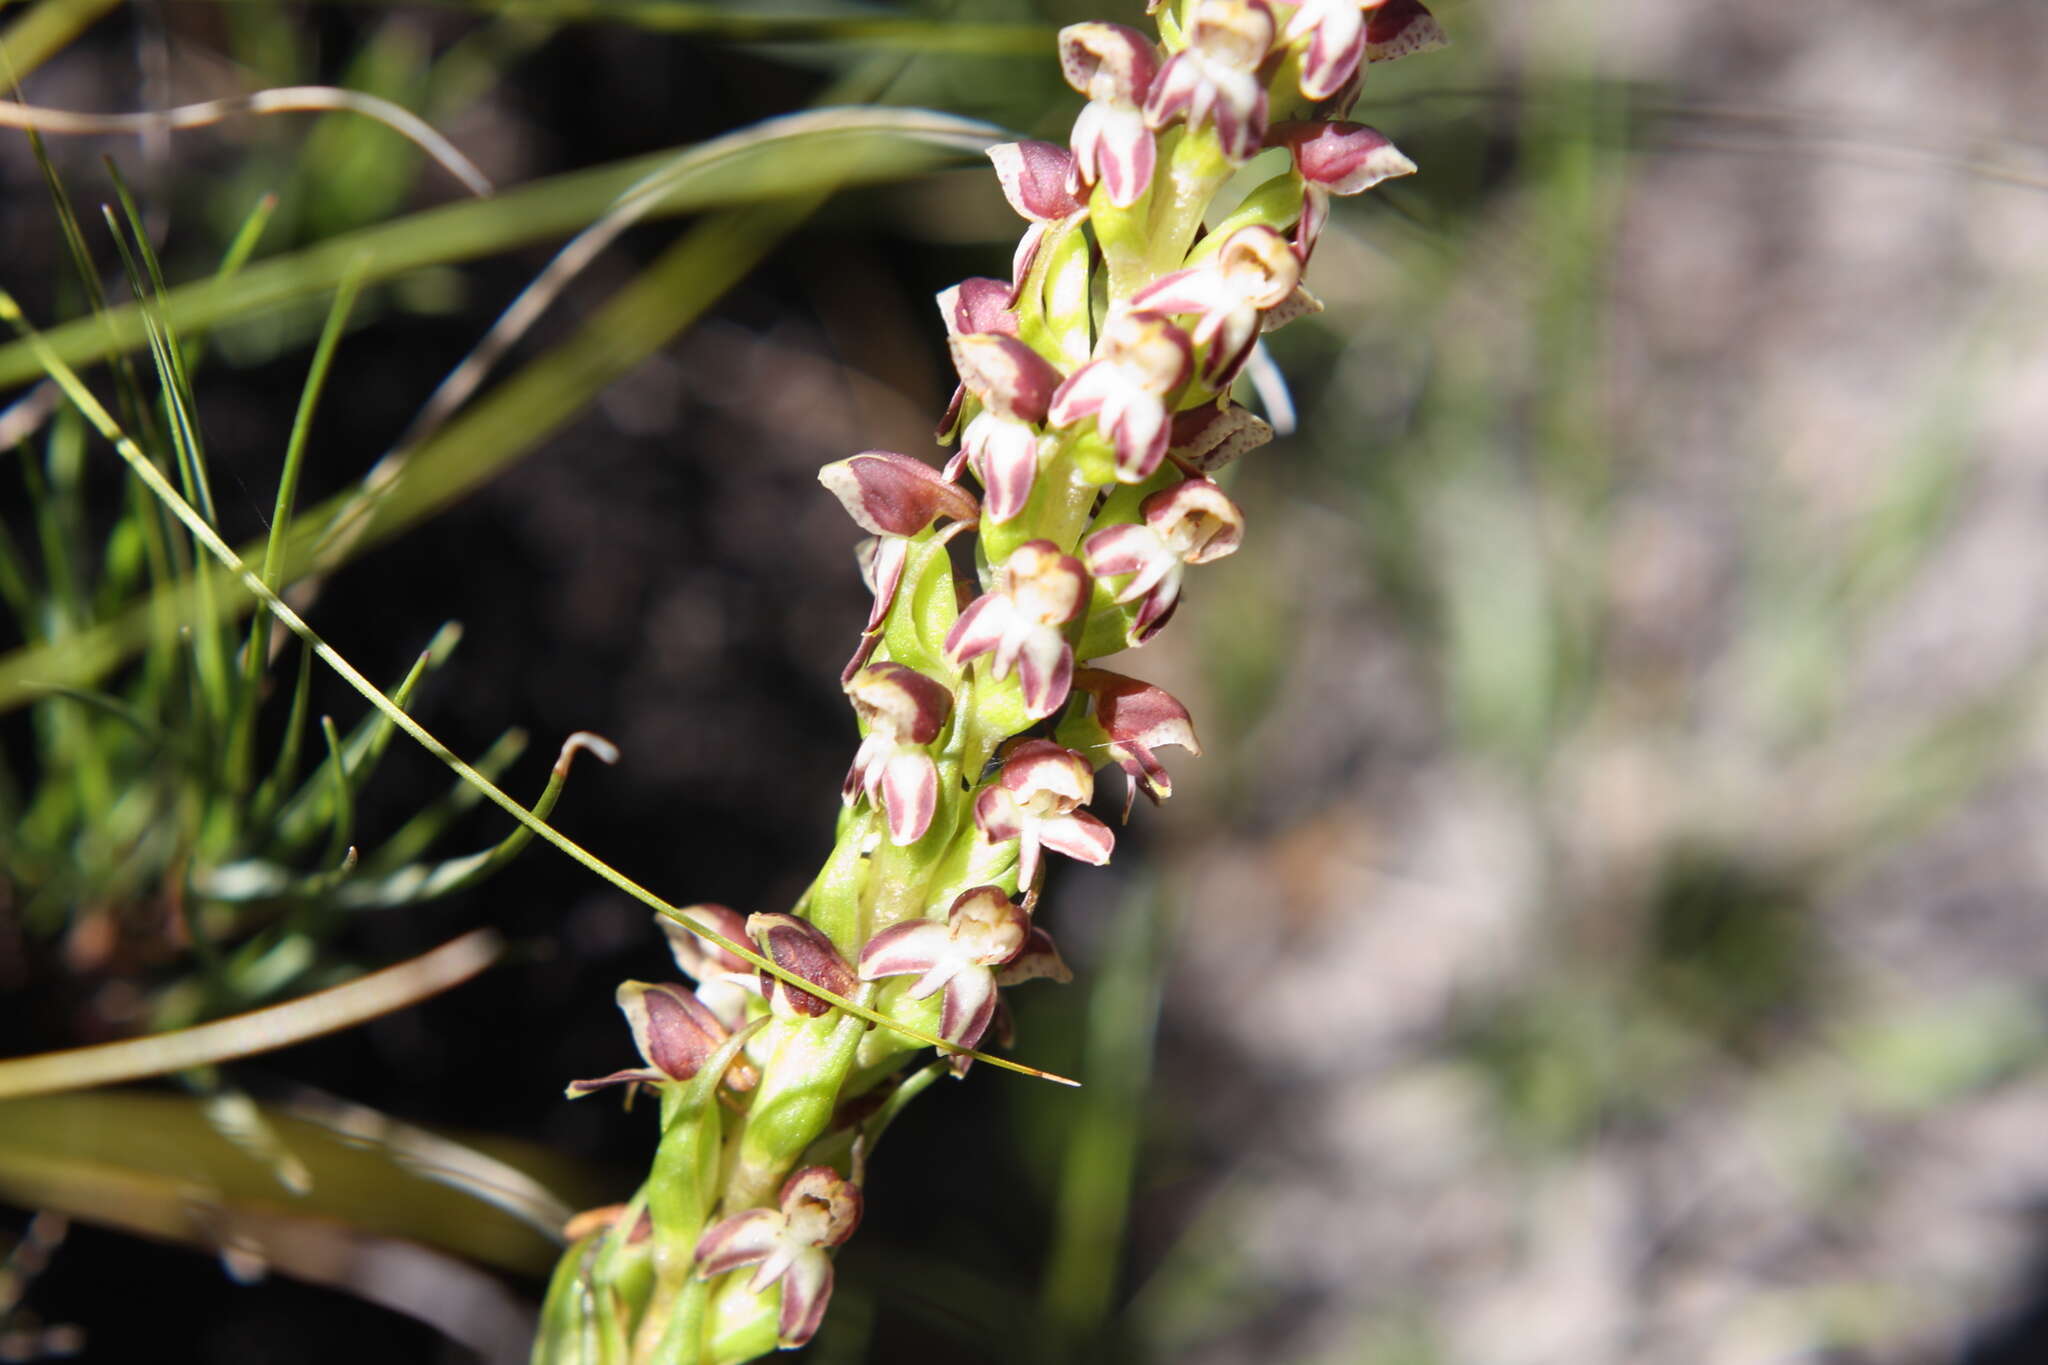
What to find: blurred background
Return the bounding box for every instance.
[3,0,2047,1361]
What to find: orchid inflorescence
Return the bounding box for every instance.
[533,3,1440,1359]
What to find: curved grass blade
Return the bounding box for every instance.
[0,84,492,197]
[0,929,500,1099]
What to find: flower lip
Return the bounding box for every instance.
[1144,477,1245,564]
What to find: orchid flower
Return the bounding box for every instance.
[1129,224,1302,386]
[1047,310,1194,483]
[973,740,1116,889]
[1084,476,1246,645]
[1143,0,1279,164]
[945,541,1091,719]
[695,1167,862,1349]
[1267,119,1416,259]
[842,662,954,845]
[1059,22,1161,207]
[944,333,1064,522]
[857,886,1030,1050]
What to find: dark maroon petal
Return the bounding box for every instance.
[627,981,731,1080]
[949,333,1063,422]
[1268,120,1416,194]
[659,903,755,980]
[750,913,858,1017]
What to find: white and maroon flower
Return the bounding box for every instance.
[820,452,979,679]
[695,1166,862,1350]
[748,913,860,1019]
[1065,669,1203,817]
[567,981,751,1096]
[1084,477,1246,646]
[988,140,1089,290]
[843,662,954,845]
[1142,0,1279,165]
[973,739,1116,889]
[1129,225,1301,387]
[1047,311,1194,483]
[1267,119,1416,258]
[944,542,1090,720]
[857,886,1030,1050]
[943,333,1064,522]
[657,904,763,1030]
[1059,22,1160,207]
